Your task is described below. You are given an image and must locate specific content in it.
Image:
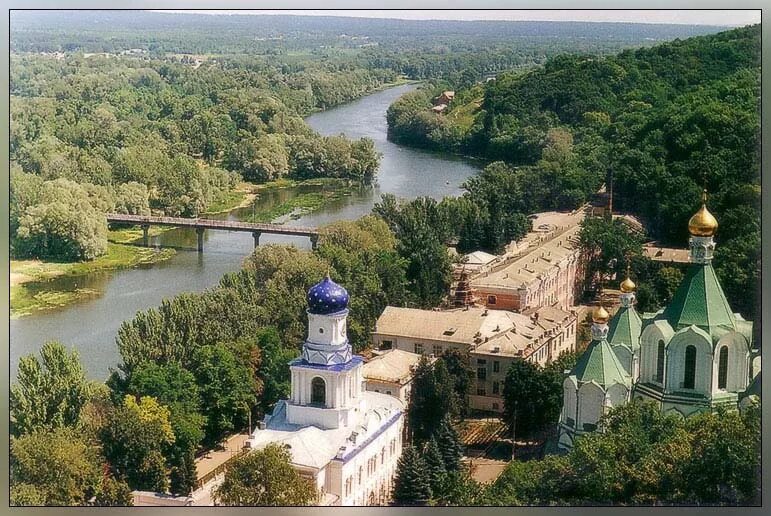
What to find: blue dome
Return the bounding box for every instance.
[307,276,349,315]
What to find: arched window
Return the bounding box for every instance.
[311,377,326,406]
[718,346,729,390]
[683,345,696,389]
[655,340,665,383]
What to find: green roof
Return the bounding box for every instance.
[661,263,735,334]
[571,337,631,387]
[607,306,642,351]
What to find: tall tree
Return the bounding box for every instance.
[212,443,317,506]
[10,427,102,506]
[11,340,91,436]
[434,414,464,472]
[408,357,458,444]
[254,327,296,414]
[440,349,474,419]
[502,360,551,448]
[392,445,432,506]
[423,437,447,494]
[100,395,175,492]
[192,344,258,445]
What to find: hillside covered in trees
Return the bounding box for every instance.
[387,24,760,318]
[8,11,730,265]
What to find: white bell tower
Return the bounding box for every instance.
[286,276,365,429]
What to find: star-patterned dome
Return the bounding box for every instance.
[307,275,349,315]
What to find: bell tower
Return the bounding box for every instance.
[286,275,365,429]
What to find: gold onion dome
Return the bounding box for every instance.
[688,190,718,237]
[620,276,636,293]
[592,305,610,325]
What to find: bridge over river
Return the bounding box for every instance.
[106,213,320,251]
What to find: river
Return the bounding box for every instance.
[9,83,482,379]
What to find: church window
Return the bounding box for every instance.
[718,346,729,390]
[683,345,696,389]
[655,340,665,383]
[311,377,326,406]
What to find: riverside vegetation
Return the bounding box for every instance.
[386,24,760,320]
[9,13,760,506]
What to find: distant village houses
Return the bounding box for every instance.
[431,90,455,114]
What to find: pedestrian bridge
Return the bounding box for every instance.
[106,213,320,251]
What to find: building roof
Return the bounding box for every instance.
[472,224,581,290]
[462,251,497,267]
[571,337,631,387]
[607,305,642,351]
[642,245,690,264]
[248,391,403,470]
[474,306,574,359]
[362,349,427,385]
[660,263,735,335]
[373,306,519,346]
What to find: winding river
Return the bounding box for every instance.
[9,83,482,379]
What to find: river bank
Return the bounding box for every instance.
[11,82,481,379]
[9,177,360,318]
[10,228,177,318]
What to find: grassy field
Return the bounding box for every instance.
[203,182,260,215]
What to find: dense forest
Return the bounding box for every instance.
[8,12,729,264]
[387,24,760,318]
[9,13,760,506]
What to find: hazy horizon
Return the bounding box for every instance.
[151,9,760,27]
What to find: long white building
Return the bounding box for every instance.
[246,276,405,506]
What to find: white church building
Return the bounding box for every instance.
[246,275,405,506]
[559,191,760,450]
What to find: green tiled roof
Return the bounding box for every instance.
[661,263,735,334]
[607,306,642,351]
[571,337,631,387]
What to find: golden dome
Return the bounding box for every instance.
[592,305,610,324]
[688,190,718,237]
[620,276,636,293]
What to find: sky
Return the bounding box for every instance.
[151,9,761,27]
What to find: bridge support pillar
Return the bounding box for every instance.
[310,234,319,251]
[252,231,261,249]
[196,227,204,253]
[141,224,150,247]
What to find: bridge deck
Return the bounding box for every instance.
[106,213,319,237]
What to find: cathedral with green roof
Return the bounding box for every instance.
[559,192,759,450]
